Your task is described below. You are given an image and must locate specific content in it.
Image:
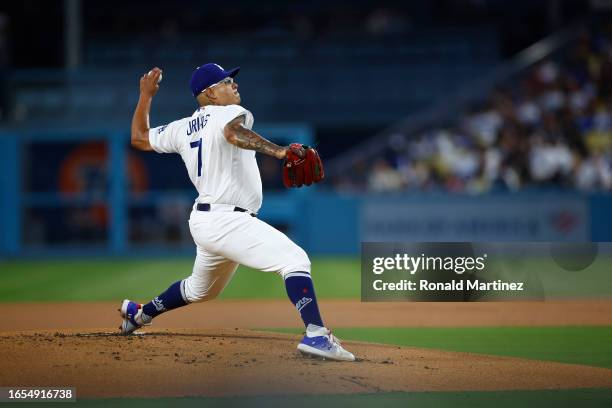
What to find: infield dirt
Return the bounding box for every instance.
[2,299,612,331]
[1,300,612,398]
[2,328,612,398]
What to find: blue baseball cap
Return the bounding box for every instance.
[189,63,240,97]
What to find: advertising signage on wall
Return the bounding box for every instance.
[361,196,589,242]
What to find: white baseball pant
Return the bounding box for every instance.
[182,208,311,303]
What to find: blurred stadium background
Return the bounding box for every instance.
[2,4,612,405]
[0,0,611,259]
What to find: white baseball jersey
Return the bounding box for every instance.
[148,104,263,212]
[147,104,310,305]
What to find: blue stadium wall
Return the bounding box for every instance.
[1,129,611,257]
[303,192,612,254]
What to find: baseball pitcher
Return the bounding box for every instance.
[123,63,354,361]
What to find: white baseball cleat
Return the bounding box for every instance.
[297,324,356,361]
[118,299,150,335]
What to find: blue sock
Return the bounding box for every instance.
[142,280,188,318]
[284,272,324,328]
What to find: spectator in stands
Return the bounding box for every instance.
[342,25,612,194]
[367,159,403,192]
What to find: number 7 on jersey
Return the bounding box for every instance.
[190,138,202,177]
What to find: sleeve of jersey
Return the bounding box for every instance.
[217,105,254,131]
[148,120,182,154]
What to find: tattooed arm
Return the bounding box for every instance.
[223,115,287,159]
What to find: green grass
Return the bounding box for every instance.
[66,389,612,408]
[0,257,360,301]
[0,256,612,302]
[270,326,612,369]
[2,255,612,302]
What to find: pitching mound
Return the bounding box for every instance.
[1,329,612,398]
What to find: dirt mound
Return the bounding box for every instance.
[1,329,612,398]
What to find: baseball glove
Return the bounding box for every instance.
[282,143,325,188]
